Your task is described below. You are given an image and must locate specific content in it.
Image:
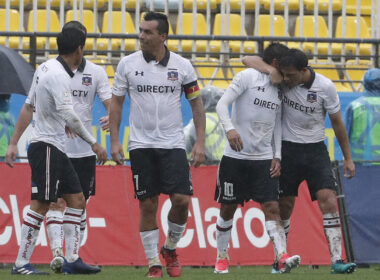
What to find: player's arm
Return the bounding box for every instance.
[99,99,111,131]
[216,79,243,152]
[330,111,355,178]
[270,107,282,178]
[242,56,283,84]
[189,95,206,167]
[5,103,34,167]
[109,94,125,165]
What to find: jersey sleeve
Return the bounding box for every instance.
[323,79,341,114]
[182,59,201,100]
[112,58,129,97]
[47,73,73,111]
[25,67,40,106]
[95,66,112,102]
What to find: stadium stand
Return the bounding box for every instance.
[27,9,60,49]
[0,0,30,7]
[304,0,342,12]
[310,60,352,91]
[183,0,218,11]
[345,59,373,91]
[68,0,105,9]
[346,0,371,15]
[262,0,300,11]
[193,57,230,89]
[0,9,29,49]
[255,14,288,49]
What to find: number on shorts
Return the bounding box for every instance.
[134,174,139,191]
[224,182,234,197]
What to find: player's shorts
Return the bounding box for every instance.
[27,142,82,202]
[280,141,337,201]
[69,155,96,200]
[215,156,279,205]
[129,148,193,200]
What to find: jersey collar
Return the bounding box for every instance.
[301,66,316,89]
[56,56,86,77]
[142,46,170,66]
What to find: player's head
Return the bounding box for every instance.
[139,12,169,52]
[57,27,86,55]
[263,43,289,68]
[279,49,309,88]
[63,20,87,38]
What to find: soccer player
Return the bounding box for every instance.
[214,43,300,274]
[45,21,112,274]
[109,12,205,278]
[5,27,107,275]
[242,49,357,274]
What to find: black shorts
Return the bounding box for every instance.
[129,148,193,200]
[69,156,96,200]
[280,141,337,200]
[215,156,279,205]
[27,142,82,202]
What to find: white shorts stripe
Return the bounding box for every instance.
[45,146,50,200]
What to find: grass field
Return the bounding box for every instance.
[1,265,380,279]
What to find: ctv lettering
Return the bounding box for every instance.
[72,90,89,97]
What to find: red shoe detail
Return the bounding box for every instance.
[160,247,181,277]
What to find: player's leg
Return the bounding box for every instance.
[46,198,65,273]
[130,149,163,278]
[159,149,193,277]
[308,142,356,274]
[60,154,100,274]
[12,142,59,275]
[214,203,237,274]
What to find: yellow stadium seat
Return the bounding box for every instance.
[0,9,29,49]
[193,58,230,89]
[255,15,288,48]
[228,0,256,11]
[304,0,342,12]
[38,0,67,7]
[174,13,208,53]
[105,0,142,9]
[288,16,340,55]
[262,0,299,11]
[333,16,371,55]
[66,10,109,51]
[0,0,30,7]
[210,13,255,54]
[27,10,60,50]
[105,65,115,85]
[226,58,245,80]
[68,0,105,9]
[345,59,372,91]
[183,0,217,11]
[102,11,137,51]
[310,60,352,92]
[346,0,371,15]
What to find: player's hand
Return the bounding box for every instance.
[91,143,108,165]
[343,158,355,179]
[65,126,77,138]
[100,115,110,132]
[111,142,124,165]
[5,144,18,168]
[191,140,205,167]
[227,129,243,152]
[270,158,281,178]
[269,68,283,85]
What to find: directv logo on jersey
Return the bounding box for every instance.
[307,92,317,103]
[82,76,92,86]
[167,71,178,81]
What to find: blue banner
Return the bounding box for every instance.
[341,164,380,263]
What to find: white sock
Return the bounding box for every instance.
[164,220,186,250]
[140,229,161,267]
[281,219,290,241]
[80,209,87,245]
[15,209,44,267]
[46,210,64,257]
[216,215,233,259]
[323,212,342,264]
[63,207,82,263]
[266,220,287,261]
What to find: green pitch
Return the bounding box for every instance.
[2,265,379,279]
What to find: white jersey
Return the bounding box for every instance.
[112,49,200,150]
[282,69,340,143]
[217,69,282,160]
[26,58,74,152]
[64,59,112,158]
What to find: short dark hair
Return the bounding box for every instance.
[62,20,87,35]
[143,11,169,35]
[262,43,289,64]
[279,49,308,71]
[57,27,86,55]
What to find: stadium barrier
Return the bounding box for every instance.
[0,162,343,266]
